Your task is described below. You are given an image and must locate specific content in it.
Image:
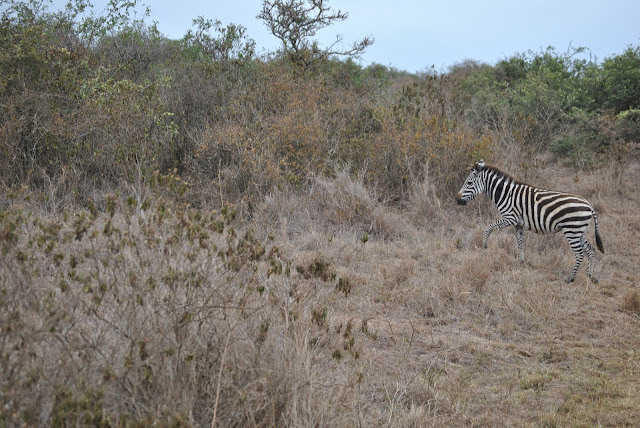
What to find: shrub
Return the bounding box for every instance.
[0,192,361,426]
[616,108,640,143]
[601,45,640,113]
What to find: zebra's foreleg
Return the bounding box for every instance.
[483,217,517,249]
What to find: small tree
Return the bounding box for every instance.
[258,0,373,69]
[182,17,256,62]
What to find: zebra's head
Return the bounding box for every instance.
[456,160,486,206]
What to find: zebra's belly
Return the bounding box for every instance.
[522,218,561,234]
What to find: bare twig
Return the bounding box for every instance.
[211,326,233,428]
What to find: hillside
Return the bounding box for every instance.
[1,1,640,426]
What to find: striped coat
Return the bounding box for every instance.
[456,160,604,283]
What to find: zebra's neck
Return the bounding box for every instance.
[483,169,519,205]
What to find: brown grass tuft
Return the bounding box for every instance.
[622,290,640,314]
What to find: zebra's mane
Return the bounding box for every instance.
[482,164,529,186]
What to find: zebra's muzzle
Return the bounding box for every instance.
[456,198,467,206]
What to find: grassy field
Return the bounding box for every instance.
[2,3,640,425]
[2,159,639,426]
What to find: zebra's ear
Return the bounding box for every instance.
[474,159,485,171]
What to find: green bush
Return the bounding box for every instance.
[601,46,640,113]
[616,108,640,143]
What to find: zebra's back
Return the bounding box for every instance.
[522,187,594,234]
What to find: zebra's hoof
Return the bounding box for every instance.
[565,277,575,284]
[589,276,599,284]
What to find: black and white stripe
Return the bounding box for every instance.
[456,160,604,283]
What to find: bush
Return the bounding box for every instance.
[3,0,636,211]
[616,108,640,143]
[601,46,640,113]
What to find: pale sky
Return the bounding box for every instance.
[47,0,640,73]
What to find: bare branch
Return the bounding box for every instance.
[258,0,373,68]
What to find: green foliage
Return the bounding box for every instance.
[181,16,255,62]
[549,108,603,167]
[600,45,640,113]
[336,276,352,297]
[0,0,179,194]
[297,254,336,282]
[51,388,110,428]
[494,53,528,85]
[460,45,637,164]
[616,108,640,143]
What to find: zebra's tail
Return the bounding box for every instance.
[592,208,605,254]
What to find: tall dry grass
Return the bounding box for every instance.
[3,160,639,426]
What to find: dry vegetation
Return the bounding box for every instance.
[2,160,640,427]
[2,1,640,426]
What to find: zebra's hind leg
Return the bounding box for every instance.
[515,225,525,262]
[583,239,599,284]
[564,232,585,283]
[566,251,584,283]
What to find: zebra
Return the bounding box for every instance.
[456,160,604,283]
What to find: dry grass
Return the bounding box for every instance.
[2,161,640,426]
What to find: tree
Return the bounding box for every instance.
[182,17,255,62]
[258,0,373,69]
[601,45,640,113]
